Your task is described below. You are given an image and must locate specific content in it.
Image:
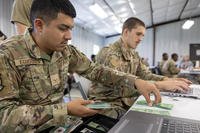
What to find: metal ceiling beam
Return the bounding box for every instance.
[178,0,189,19]
[102,0,123,23]
[127,0,136,16]
[149,0,154,25]
[106,15,200,38]
[147,14,200,28]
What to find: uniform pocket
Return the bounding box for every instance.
[20,66,50,103]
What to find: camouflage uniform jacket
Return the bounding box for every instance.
[160,59,180,77]
[89,38,165,108]
[0,30,138,132]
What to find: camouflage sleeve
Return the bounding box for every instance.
[96,48,165,81]
[136,59,166,81]
[0,52,68,131]
[68,45,138,89]
[11,0,32,27]
[168,61,180,74]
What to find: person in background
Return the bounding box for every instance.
[89,17,191,119]
[0,30,7,42]
[179,55,194,70]
[11,0,33,34]
[0,0,163,132]
[161,53,180,77]
[158,53,169,72]
[91,54,96,62]
[141,57,149,67]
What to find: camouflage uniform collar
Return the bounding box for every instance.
[23,29,63,62]
[118,38,135,61]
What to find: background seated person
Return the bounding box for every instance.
[0,30,7,42]
[161,53,180,77]
[158,53,168,70]
[179,55,194,70]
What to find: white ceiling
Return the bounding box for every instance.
[71,0,200,37]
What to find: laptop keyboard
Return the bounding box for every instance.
[161,118,200,133]
[189,85,200,96]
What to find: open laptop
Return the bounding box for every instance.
[108,111,200,133]
[72,81,88,100]
[161,84,200,99]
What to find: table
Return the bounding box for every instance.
[131,95,200,121]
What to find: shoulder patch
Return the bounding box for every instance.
[110,56,122,67]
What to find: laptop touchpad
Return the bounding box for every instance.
[115,119,153,133]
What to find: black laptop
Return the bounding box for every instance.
[108,111,200,133]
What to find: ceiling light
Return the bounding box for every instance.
[182,20,194,30]
[89,3,108,19]
[115,23,123,33]
[128,0,136,15]
[110,15,118,21]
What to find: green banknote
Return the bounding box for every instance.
[132,108,170,116]
[136,100,173,110]
[86,102,112,109]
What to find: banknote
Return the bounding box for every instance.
[86,102,113,109]
[136,100,173,110]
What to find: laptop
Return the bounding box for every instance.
[72,81,88,100]
[161,84,200,99]
[108,111,200,133]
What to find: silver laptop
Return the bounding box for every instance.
[72,82,88,100]
[161,84,200,99]
[108,111,200,133]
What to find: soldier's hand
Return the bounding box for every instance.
[135,79,161,106]
[164,77,192,85]
[154,80,190,93]
[67,99,100,117]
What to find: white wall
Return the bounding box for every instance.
[72,25,104,59]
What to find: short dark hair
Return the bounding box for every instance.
[171,53,178,58]
[162,53,168,60]
[30,0,76,27]
[0,30,7,40]
[122,17,145,33]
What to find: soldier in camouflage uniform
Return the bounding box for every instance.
[89,17,191,119]
[0,0,163,132]
[160,53,180,77]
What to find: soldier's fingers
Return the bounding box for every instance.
[172,86,183,92]
[177,84,190,91]
[142,93,152,106]
[176,78,192,84]
[80,100,94,105]
[152,89,161,105]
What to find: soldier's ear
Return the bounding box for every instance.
[33,18,45,33]
[123,28,129,36]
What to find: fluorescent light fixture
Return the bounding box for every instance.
[115,23,123,33]
[128,0,136,15]
[119,12,129,18]
[93,45,100,55]
[110,15,118,21]
[89,3,108,19]
[182,20,194,29]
